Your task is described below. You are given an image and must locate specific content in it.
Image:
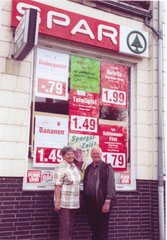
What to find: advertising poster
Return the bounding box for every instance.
[99,124,127,171]
[69,133,99,171]
[120,173,131,184]
[69,89,99,117]
[27,170,54,186]
[70,56,100,93]
[35,48,69,100]
[27,170,41,184]
[101,62,128,108]
[33,115,68,168]
[69,111,98,135]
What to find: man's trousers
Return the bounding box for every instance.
[86,204,111,240]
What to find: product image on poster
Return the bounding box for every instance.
[35,48,69,100]
[70,56,100,93]
[41,170,54,185]
[69,111,98,135]
[101,62,128,108]
[69,133,99,171]
[69,89,99,117]
[99,124,127,171]
[33,115,68,168]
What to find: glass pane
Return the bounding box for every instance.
[35,97,69,115]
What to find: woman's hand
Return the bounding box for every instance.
[55,202,61,212]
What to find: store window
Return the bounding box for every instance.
[23,44,135,191]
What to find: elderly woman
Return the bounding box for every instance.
[54,146,81,240]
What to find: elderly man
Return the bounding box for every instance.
[83,147,116,240]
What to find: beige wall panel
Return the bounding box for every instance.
[138,59,149,71]
[153,83,158,97]
[6,59,31,77]
[1,74,30,93]
[0,41,10,57]
[138,151,153,166]
[2,0,12,11]
[153,138,158,153]
[0,26,12,42]
[0,57,6,72]
[137,69,151,84]
[153,97,158,111]
[152,111,158,125]
[0,142,27,159]
[137,96,151,111]
[138,166,152,180]
[0,124,27,142]
[1,9,11,27]
[137,137,152,152]
[0,91,29,109]
[0,159,25,177]
[137,111,152,125]
[0,107,28,126]
[137,82,151,97]
[137,124,152,138]
[152,166,158,180]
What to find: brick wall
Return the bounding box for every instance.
[0,178,163,240]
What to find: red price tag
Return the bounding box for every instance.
[102,153,126,169]
[37,78,66,96]
[36,147,62,164]
[70,115,98,133]
[102,88,126,106]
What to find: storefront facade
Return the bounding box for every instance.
[0,0,166,239]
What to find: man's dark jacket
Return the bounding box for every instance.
[83,161,116,210]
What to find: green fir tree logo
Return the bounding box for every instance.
[127,31,147,54]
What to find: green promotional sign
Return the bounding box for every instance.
[70,56,100,93]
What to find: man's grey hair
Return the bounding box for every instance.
[91,146,102,153]
[61,146,75,156]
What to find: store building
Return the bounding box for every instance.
[0,0,166,239]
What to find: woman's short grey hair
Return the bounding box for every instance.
[61,146,75,156]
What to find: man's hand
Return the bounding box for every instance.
[54,203,61,212]
[102,201,110,213]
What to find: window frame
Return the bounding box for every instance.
[23,38,136,191]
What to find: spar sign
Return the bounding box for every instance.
[11,0,148,57]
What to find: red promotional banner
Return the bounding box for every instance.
[69,89,99,117]
[37,78,66,97]
[101,63,128,108]
[120,173,131,184]
[35,147,62,165]
[69,112,98,135]
[99,124,127,171]
[27,170,41,183]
